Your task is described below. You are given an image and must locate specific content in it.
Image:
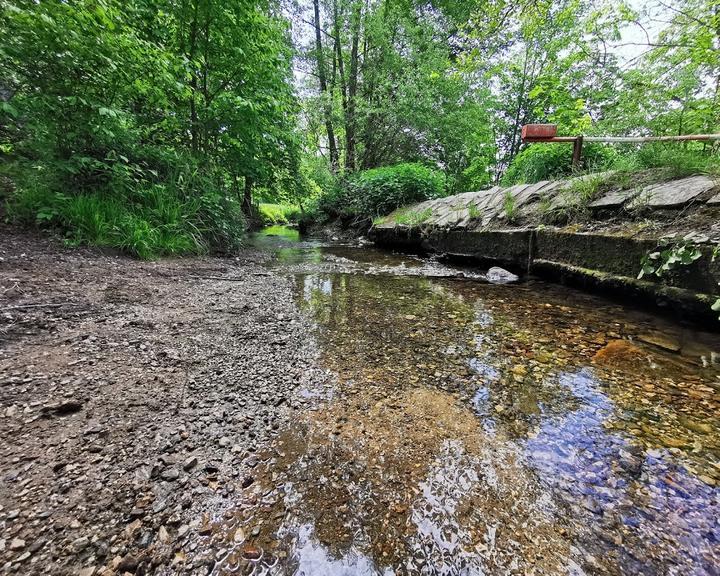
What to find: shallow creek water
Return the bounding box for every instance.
[212,226,720,575]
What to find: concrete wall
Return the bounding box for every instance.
[369,174,720,326]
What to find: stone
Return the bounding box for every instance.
[182,456,198,471]
[78,567,96,576]
[129,508,145,519]
[158,526,170,544]
[637,332,681,352]
[160,467,180,481]
[589,188,639,209]
[40,400,84,416]
[485,267,519,284]
[632,175,715,208]
[677,416,713,435]
[15,551,31,562]
[242,545,262,560]
[240,474,255,489]
[9,538,25,551]
[707,190,720,204]
[593,340,645,366]
[71,536,90,552]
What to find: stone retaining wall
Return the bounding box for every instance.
[369,174,720,326]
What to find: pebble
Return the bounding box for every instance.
[16,551,31,562]
[72,536,90,552]
[242,545,262,560]
[9,538,25,551]
[158,525,170,543]
[161,467,180,481]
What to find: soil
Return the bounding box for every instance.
[0,227,326,575]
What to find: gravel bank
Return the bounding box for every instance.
[0,229,324,575]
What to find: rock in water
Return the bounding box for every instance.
[486,267,519,284]
[593,339,645,367]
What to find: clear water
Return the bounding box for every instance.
[210,227,720,575]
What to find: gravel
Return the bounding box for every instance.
[0,229,325,575]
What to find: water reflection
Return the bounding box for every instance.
[286,524,385,576]
[522,368,720,575]
[210,230,720,575]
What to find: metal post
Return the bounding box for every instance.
[572,136,584,171]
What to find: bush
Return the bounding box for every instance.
[502,143,617,185]
[258,203,301,226]
[4,162,244,259]
[503,141,720,186]
[502,144,617,186]
[317,163,445,224]
[632,143,718,177]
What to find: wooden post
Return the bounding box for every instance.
[572,136,584,171]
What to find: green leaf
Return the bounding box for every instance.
[0,102,18,118]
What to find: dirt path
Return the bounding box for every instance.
[0,229,325,575]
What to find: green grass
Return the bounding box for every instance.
[258,202,301,226]
[503,191,518,223]
[468,204,481,219]
[6,180,243,259]
[393,207,433,226]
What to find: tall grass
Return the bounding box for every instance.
[5,169,244,259]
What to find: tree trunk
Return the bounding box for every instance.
[333,0,349,171]
[242,176,253,216]
[188,0,200,154]
[345,1,361,172]
[313,0,339,171]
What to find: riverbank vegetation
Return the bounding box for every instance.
[1,0,719,255]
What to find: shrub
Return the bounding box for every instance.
[632,143,717,177]
[504,140,720,186]
[318,163,445,224]
[4,163,244,259]
[258,203,301,226]
[502,143,617,185]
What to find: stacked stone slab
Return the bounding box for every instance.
[370,173,720,326]
[375,174,718,232]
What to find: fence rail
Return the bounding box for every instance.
[521,124,720,168]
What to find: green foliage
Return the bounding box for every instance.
[502,144,617,185]
[502,191,518,223]
[258,203,302,226]
[393,207,433,227]
[0,0,298,255]
[638,231,720,320]
[6,174,244,259]
[317,163,445,224]
[638,233,706,279]
[631,144,719,178]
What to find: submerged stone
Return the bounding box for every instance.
[485,266,519,284]
[593,340,646,367]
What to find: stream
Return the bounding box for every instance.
[213,225,720,575]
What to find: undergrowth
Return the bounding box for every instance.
[4,162,244,259]
[258,203,301,226]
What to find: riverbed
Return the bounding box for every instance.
[201,226,720,575]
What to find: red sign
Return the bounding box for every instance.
[521,124,558,141]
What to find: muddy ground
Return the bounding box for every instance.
[0,228,327,575]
